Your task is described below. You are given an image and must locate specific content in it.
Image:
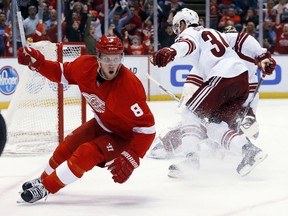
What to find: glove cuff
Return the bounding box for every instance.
[31,51,45,69]
[121,151,139,169]
[255,51,271,63]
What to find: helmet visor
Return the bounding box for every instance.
[99,54,123,64]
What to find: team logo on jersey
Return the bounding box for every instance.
[0,66,19,95]
[82,92,105,113]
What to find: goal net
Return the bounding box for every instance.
[4,41,86,155]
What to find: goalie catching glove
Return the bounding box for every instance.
[17,46,45,70]
[108,150,139,184]
[151,47,177,67]
[255,52,276,76]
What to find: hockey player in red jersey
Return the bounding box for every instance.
[151,8,275,178]
[17,35,156,203]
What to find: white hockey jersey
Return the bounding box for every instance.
[171,26,248,82]
[223,32,267,84]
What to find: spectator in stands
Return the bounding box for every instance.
[263,18,277,53]
[122,6,142,37]
[210,0,219,30]
[123,30,150,55]
[242,8,258,27]
[273,0,288,13]
[23,1,44,38]
[158,22,176,48]
[0,0,11,25]
[274,23,288,54]
[42,2,50,22]
[64,1,87,42]
[0,12,7,56]
[161,0,183,24]
[108,1,132,37]
[142,15,154,43]
[242,21,258,39]
[83,12,97,55]
[90,10,102,42]
[218,7,241,31]
[45,8,57,30]
[234,0,257,18]
[107,23,123,41]
[218,0,235,12]
[3,22,13,57]
[263,0,277,22]
[31,22,51,42]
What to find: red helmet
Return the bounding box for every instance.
[96,35,124,55]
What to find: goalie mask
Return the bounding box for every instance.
[172,8,199,34]
[96,35,124,80]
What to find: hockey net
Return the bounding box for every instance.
[4,41,86,155]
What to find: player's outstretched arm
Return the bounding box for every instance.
[17,46,45,70]
[151,47,177,67]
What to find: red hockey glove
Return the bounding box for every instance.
[108,150,140,184]
[255,52,276,76]
[17,46,45,70]
[151,47,176,67]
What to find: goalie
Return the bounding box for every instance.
[151,9,276,178]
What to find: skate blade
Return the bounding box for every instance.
[16,196,26,204]
[239,152,268,177]
[167,165,184,179]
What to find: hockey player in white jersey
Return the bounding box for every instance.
[150,25,276,161]
[151,8,276,177]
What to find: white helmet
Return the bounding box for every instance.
[172,8,199,34]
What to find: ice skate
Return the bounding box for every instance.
[168,152,200,178]
[236,143,268,176]
[21,177,42,191]
[149,142,170,159]
[19,183,49,203]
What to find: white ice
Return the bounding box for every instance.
[1,99,288,216]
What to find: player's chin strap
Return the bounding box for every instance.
[236,77,264,133]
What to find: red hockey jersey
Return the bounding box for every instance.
[36,55,156,158]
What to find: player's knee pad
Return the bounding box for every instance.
[68,143,105,177]
[50,142,72,168]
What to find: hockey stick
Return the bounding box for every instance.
[237,77,264,132]
[146,73,180,102]
[14,0,26,46]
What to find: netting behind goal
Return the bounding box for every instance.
[4,41,86,155]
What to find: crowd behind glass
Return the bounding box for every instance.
[0,0,287,57]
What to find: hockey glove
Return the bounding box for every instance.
[108,150,140,184]
[17,46,45,70]
[255,52,276,76]
[151,47,176,67]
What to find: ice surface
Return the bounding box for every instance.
[1,99,288,216]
